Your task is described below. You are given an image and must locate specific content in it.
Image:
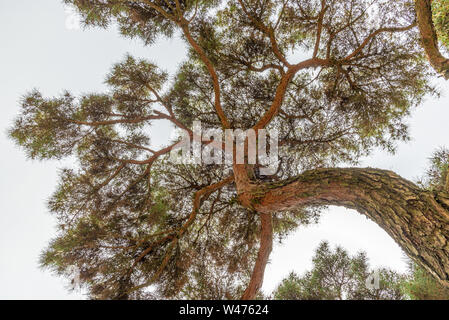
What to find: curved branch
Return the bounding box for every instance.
[251,168,449,289]
[343,23,417,61]
[240,167,449,299]
[253,58,329,131]
[415,0,449,79]
[179,19,231,129]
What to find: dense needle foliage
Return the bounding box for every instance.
[273,242,449,300]
[433,0,449,49]
[273,242,406,300]
[8,0,448,299]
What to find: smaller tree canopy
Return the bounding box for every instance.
[419,148,449,193]
[273,241,406,300]
[402,263,449,300]
[273,241,449,300]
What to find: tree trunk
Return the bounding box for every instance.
[241,213,273,300]
[415,0,449,79]
[239,168,449,299]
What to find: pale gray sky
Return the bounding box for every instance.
[1,0,448,299]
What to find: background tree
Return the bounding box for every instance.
[8,0,449,299]
[402,263,449,300]
[418,148,449,192]
[273,241,406,300]
[273,241,449,300]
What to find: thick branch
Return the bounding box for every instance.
[132,1,230,128]
[415,0,449,79]
[313,0,328,58]
[253,58,328,131]
[179,19,231,129]
[253,168,449,288]
[241,212,273,300]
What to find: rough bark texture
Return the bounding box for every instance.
[241,213,273,300]
[415,0,449,79]
[253,168,449,288]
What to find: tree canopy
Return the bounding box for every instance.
[273,241,406,300]
[9,0,449,299]
[273,241,449,300]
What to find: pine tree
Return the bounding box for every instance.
[8,0,449,299]
[403,263,449,300]
[273,242,406,300]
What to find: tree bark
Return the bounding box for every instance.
[238,168,449,299]
[415,0,449,79]
[241,213,273,300]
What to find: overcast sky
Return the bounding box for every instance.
[1,0,448,299]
